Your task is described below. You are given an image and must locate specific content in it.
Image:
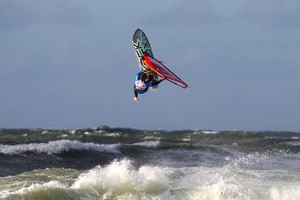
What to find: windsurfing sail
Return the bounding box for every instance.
[143,55,189,88]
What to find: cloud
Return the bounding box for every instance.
[146,0,300,28]
[239,0,300,28]
[147,0,221,26]
[0,0,91,29]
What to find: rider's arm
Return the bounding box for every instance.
[150,79,163,87]
[135,71,143,81]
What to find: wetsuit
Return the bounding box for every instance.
[134,71,163,98]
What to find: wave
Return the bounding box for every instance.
[1,127,300,153]
[1,159,170,199]
[0,140,161,156]
[2,156,300,200]
[72,159,169,195]
[0,139,120,155]
[132,140,160,148]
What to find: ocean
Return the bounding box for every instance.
[0,126,299,200]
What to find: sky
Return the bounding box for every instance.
[0,0,300,131]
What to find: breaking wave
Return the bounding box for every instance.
[72,159,169,197]
[0,139,121,155]
[2,156,300,200]
[132,140,160,148]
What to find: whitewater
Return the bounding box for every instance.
[0,127,299,200]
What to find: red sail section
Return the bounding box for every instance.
[143,55,188,88]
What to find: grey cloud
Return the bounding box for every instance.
[0,0,91,29]
[239,0,300,28]
[147,0,221,26]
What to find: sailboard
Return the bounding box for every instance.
[132,29,153,70]
[143,55,188,88]
[132,28,188,88]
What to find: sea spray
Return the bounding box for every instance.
[72,159,169,199]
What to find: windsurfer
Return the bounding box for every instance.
[133,71,164,101]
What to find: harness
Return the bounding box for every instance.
[135,80,147,90]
